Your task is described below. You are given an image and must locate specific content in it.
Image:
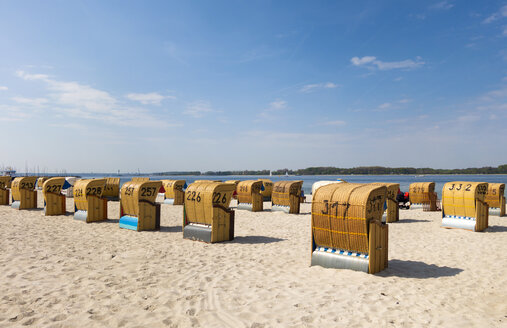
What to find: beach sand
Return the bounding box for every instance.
[0,191,506,327]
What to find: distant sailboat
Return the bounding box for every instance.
[269,170,272,176]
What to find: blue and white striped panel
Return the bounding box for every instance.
[443,215,475,220]
[315,246,369,259]
[410,203,424,210]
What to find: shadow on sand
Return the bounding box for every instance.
[160,225,183,233]
[377,260,463,279]
[484,225,507,233]
[396,219,431,224]
[230,235,286,244]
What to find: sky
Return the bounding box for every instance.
[0,1,506,173]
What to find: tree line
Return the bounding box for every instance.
[154,164,507,176]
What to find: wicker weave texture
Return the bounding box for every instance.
[485,183,505,208]
[312,183,386,254]
[442,181,489,231]
[73,179,108,222]
[371,182,399,223]
[184,182,235,225]
[272,181,303,214]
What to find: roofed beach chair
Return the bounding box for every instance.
[161,180,186,205]
[441,181,489,231]
[183,181,235,243]
[485,183,505,217]
[237,180,264,212]
[258,179,273,201]
[42,177,70,216]
[73,179,108,222]
[102,177,120,201]
[0,176,11,205]
[311,183,388,273]
[11,176,37,210]
[409,182,439,211]
[119,180,162,231]
[271,181,303,214]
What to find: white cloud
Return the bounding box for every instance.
[126,92,173,105]
[483,5,507,24]
[376,98,412,111]
[351,56,424,70]
[16,70,49,81]
[184,101,214,118]
[15,70,178,127]
[0,105,32,121]
[11,97,48,107]
[300,82,339,93]
[268,99,287,110]
[429,1,454,10]
[0,86,7,91]
[350,56,376,66]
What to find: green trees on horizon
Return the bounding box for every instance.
[154,164,507,176]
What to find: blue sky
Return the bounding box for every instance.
[0,1,506,173]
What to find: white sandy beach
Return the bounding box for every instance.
[0,191,506,328]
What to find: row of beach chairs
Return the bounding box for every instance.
[0,176,504,274]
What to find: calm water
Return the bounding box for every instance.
[76,174,507,197]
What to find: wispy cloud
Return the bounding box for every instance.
[351,56,424,70]
[429,1,454,10]
[11,97,48,107]
[14,70,178,127]
[0,86,7,91]
[268,99,287,110]
[300,82,339,93]
[257,99,289,121]
[482,5,507,24]
[376,98,412,111]
[317,120,346,126]
[183,101,214,118]
[126,92,174,105]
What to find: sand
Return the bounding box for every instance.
[0,191,506,328]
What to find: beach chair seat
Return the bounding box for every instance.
[183,182,235,243]
[119,180,162,231]
[311,183,388,273]
[441,182,489,232]
[73,179,108,222]
[11,177,37,210]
